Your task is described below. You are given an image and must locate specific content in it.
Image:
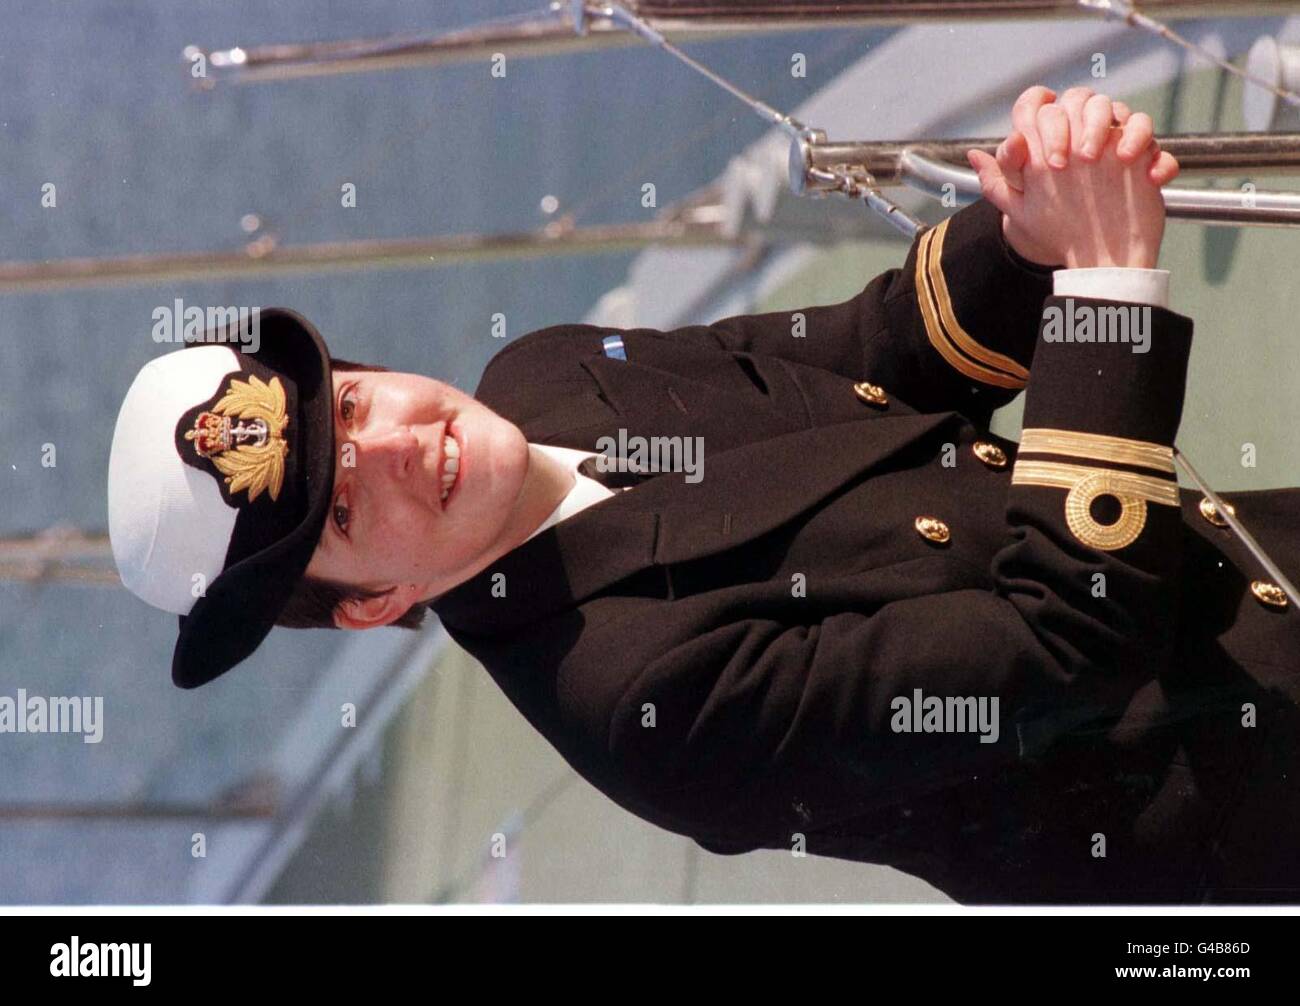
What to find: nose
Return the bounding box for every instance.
[357,426,420,482]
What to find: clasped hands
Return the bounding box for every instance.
[966,86,1180,270]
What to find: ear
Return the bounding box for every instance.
[332,586,416,630]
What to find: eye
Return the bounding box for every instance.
[332,495,351,536]
[340,385,358,424]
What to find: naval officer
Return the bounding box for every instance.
[107,87,1300,902]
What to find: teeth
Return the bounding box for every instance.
[442,436,459,483]
[439,434,459,504]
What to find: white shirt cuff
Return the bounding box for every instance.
[1053,267,1169,309]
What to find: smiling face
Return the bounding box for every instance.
[304,367,538,627]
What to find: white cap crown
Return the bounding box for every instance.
[108,346,243,614]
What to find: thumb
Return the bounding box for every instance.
[967,149,1022,218]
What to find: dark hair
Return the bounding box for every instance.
[275,356,430,632]
[328,358,386,373]
[277,575,429,631]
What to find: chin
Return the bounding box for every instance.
[455,409,529,534]
[485,410,530,486]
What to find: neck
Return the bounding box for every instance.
[500,442,574,550]
[426,444,572,604]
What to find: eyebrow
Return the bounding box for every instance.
[320,382,347,554]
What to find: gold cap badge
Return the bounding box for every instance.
[184,374,289,502]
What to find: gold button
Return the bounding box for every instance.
[853,381,888,407]
[973,441,1008,469]
[914,516,950,544]
[1250,581,1289,609]
[1198,496,1235,528]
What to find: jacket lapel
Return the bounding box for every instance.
[635,411,959,564]
[575,352,796,452]
[433,408,961,635]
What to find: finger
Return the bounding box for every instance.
[1111,100,1132,124]
[1148,150,1180,187]
[996,130,1029,190]
[967,148,1024,218]
[1056,86,1096,129]
[1054,86,1095,157]
[1118,111,1155,161]
[1080,93,1114,160]
[1037,103,1071,168]
[1011,85,1057,158]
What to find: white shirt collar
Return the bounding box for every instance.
[523,443,619,543]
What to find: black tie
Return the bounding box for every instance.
[577,454,651,490]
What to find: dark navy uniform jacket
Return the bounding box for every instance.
[433,198,1300,903]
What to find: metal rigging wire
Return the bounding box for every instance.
[593,2,927,234]
[1078,0,1300,109]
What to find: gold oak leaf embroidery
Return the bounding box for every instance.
[186,374,290,502]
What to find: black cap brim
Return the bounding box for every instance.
[171,309,335,689]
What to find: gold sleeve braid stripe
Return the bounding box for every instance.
[1011,460,1180,506]
[1011,458,1179,552]
[915,218,1030,390]
[1018,428,1175,474]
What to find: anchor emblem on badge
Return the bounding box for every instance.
[183,374,290,503]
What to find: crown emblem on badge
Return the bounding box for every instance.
[184,374,290,502]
